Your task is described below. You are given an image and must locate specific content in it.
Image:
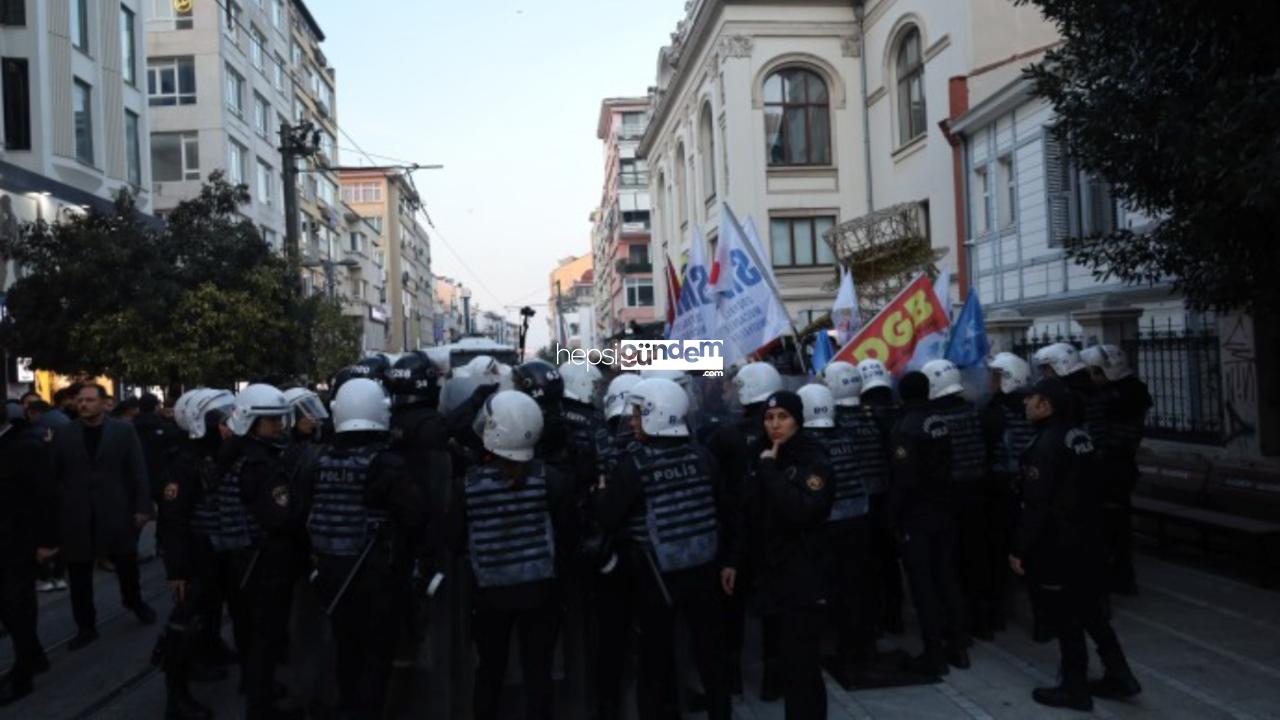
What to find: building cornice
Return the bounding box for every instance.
[946,75,1035,137]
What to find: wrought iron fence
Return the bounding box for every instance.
[1012,320,1223,445]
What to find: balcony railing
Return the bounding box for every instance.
[616,259,652,275]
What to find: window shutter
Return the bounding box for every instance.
[1042,129,1074,248]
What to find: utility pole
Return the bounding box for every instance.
[279,120,320,294]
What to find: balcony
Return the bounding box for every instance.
[616,259,652,275]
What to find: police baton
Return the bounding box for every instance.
[641,547,673,608]
[326,525,381,616]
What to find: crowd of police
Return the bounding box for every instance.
[0,338,1155,719]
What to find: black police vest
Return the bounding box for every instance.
[306,444,388,557]
[627,443,719,573]
[210,457,260,552]
[190,456,222,538]
[1106,379,1148,457]
[594,425,635,479]
[937,403,986,484]
[816,429,869,522]
[464,462,556,588]
[835,405,890,496]
[992,398,1035,476]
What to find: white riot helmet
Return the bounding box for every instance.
[1081,344,1132,382]
[330,379,390,433]
[733,362,783,406]
[283,387,329,422]
[603,374,643,420]
[625,378,690,438]
[1034,342,1086,378]
[482,390,544,462]
[822,361,862,407]
[172,388,207,434]
[989,352,1032,395]
[856,358,891,394]
[922,359,964,400]
[559,362,602,404]
[797,384,836,428]
[228,384,288,437]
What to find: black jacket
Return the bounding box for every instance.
[1012,417,1104,563]
[728,431,833,615]
[0,421,58,564]
[133,411,183,501]
[158,438,219,581]
[887,402,953,529]
[51,417,151,562]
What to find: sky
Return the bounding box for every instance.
[308,0,690,352]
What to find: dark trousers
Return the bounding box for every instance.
[869,494,904,630]
[1037,555,1125,686]
[987,479,1017,629]
[900,518,965,650]
[212,551,251,669]
[162,577,209,691]
[954,491,991,637]
[318,558,399,720]
[591,565,634,720]
[823,517,874,661]
[1103,500,1135,590]
[0,559,44,680]
[768,606,826,720]
[634,566,730,720]
[235,550,294,720]
[471,602,560,720]
[68,553,142,633]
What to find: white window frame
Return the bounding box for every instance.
[974,166,991,234]
[272,0,285,29]
[257,158,273,206]
[272,53,285,90]
[250,26,266,71]
[151,131,201,182]
[624,277,654,308]
[223,0,240,42]
[147,57,197,107]
[253,93,270,137]
[225,65,244,116]
[227,138,247,186]
[997,154,1016,228]
[149,0,192,29]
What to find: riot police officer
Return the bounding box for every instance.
[559,362,604,489]
[857,358,906,635]
[799,382,876,682]
[724,389,833,719]
[922,359,987,647]
[511,360,569,471]
[889,371,965,676]
[981,353,1036,635]
[300,378,425,718]
[1082,345,1152,595]
[594,377,730,720]
[156,388,237,720]
[1035,343,1109,451]
[1011,378,1141,710]
[451,390,577,720]
[224,383,298,720]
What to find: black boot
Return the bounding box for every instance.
[944,643,971,670]
[1089,650,1142,699]
[165,681,212,720]
[903,642,947,676]
[1032,683,1093,711]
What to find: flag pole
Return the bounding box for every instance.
[723,203,809,373]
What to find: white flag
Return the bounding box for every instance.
[713,205,792,366]
[831,268,860,346]
[668,227,717,343]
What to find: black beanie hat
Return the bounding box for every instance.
[763,390,804,423]
[898,371,930,402]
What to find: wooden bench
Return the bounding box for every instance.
[1130,456,1280,586]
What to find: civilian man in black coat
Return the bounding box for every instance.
[50,383,157,650]
[0,404,57,704]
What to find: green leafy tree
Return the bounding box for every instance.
[303,295,362,383]
[1018,0,1280,314]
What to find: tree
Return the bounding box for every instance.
[1018,0,1280,315]
[0,174,357,388]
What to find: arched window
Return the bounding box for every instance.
[763,67,830,166]
[674,143,688,229]
[699,104,716,200]
[895,26,926,144]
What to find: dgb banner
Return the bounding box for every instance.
[831,273,948,375]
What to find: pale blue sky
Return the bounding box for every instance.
[309,0,688,350]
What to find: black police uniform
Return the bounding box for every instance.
[888,398,966,674]
[0,419,54,705]
[226,433,299,720]
[1101,375,1151,593]
[157,434,237,720]
[451,459,577,720]
[860,387,907,634]
[1014,399,1139,708]
[930,393,990,641]
[596,437,731,720]
[728,428,833,720]
[300,432,425,717]
[979,390,1035,633]
[814,415,877,672]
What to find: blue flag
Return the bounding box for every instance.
[811,329,835,375]
[945,288,990,368]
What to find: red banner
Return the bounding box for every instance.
[831,274,949,375]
